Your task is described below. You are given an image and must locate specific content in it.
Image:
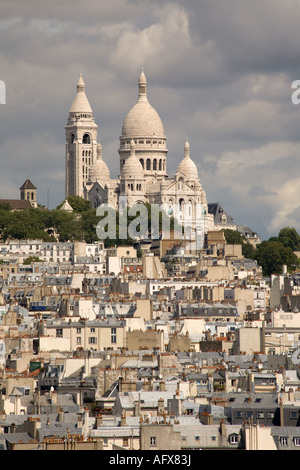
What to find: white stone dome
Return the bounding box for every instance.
[121,70,165,138]
[89,143,110,182]
[121,140,144,179]
[177,140,199,180]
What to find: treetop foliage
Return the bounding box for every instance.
[222,227,300,276]
[0,198,300,276]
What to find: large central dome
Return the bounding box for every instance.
[119,70,168,180]
[121,70,165,138]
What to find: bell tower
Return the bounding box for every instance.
[20,178,37,207]
[65,74,98,198]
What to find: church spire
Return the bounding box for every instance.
[138,67,147,99]
[69,73,93,114]
[184,139,190,159]
[77,73,85,92]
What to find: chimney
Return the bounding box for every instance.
[134,400,141,417]
[10,423,17,434]
[33,391,41,414]
[280,396,284,427]
[219,419,226,436]
[94,413,103,428]
[159,381,166,392]
[121,412,126,427]
[83,408,89,440]
[58,408,64,423]
[14,396,21,415]
[119,376,123,392]
[27,417,41,439]
[77,414,83,429]
[51,390,58,405]
[200,413,213,425]
[158,398,165,416]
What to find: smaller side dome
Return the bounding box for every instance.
[121,140,144,179]
[177,140,199,181]
[88,143,111,182]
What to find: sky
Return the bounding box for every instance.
[1,0,300,241]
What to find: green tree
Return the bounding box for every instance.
[58,196,92,213]
[254,240,299,276]
[23,256,43,264]
[222,229,256,259]
[277,227,300,251]
[222,229,245,245]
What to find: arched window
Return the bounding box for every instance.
[146,159,151,170]
[179,198,184,211]
[94,197,101,208]
[139,159,144,169]
[82,133,90,144]
[159,159,162,171]
[71,134,75,144]
[153,159,157,170]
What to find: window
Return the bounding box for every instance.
[235,411,243,419]
[77,337,81,345]
[56,329,63,338]
[89,337,97,344]
[82,133,90,144]
[267,412,275,419]
[90,327,95,333]
[257,412,264,419]
[76,327,81,334]
[111,327,117,344]
[290,411,298,420]
[150,436,157,446]
[229,434,239,445]
[280,437,288,447]
[123,438,129,447]
[294,437,300,447]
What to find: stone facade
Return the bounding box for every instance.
[65,70,215,238]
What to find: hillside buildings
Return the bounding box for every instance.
[0,71,297,452]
